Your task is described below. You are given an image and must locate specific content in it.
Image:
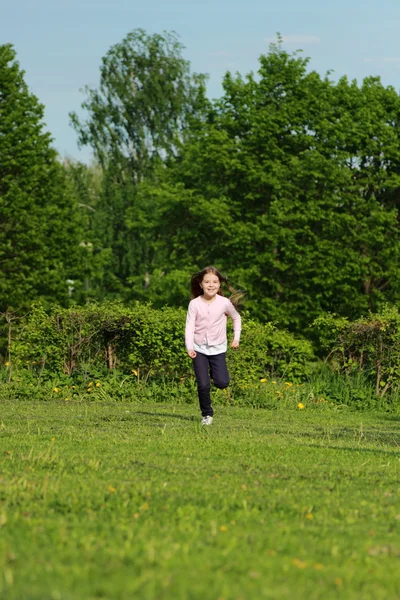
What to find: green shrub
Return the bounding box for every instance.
[313,305,400,397]
[4,302,314,389]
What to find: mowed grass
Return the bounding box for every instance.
[0,399,400,600]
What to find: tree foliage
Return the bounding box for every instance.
[0,44,85,311]
[4,32,400,337]
[70,28,208,178]
[158,42,400,329]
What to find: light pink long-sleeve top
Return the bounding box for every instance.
[185,294,241,351]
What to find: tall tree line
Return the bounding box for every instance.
[2,32,400,333]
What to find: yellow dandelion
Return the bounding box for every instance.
[96,382,101,387]
[88,381,93,387]
[297,402,305,409]
[305,513,313,519]
[284,382,293,387]
[276,391,282,396]
[219,525,228,532]
[53,387,60,393]
[259,378,267,383]
[108,486,116,493]
[292,558,307,569]
[71,385,76,389]
[64,398,70,402]
[4,361,10,367]
[131,369,138,376]
[272,381,277,385]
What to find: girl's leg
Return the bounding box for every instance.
[209,353,230,389]
[193,352,213,417]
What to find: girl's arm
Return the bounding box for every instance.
[226,301,241,347]
[185,301,197,358]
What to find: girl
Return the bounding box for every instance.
[185,266,243,425]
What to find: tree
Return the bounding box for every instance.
[69,29,208,296]
[63,160,111,301]
[0,44,85,311]
[160,42,400,330]
[70,28,207,178]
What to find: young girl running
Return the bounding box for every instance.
[185,266,243,425]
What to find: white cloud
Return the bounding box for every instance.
[265,34,320,45]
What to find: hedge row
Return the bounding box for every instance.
[6,302,315,385]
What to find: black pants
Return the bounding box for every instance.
[192,352,230,416]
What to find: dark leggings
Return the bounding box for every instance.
[192,352,230,416]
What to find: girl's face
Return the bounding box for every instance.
[200,273,221,300]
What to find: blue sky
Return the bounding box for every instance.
[2,0,400,161]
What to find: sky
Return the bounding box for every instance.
[2,0,400,162]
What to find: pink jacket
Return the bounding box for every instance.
[185,295,241,350]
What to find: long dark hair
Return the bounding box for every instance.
[190,266,245,309]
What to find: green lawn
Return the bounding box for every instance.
[0,399,399,599]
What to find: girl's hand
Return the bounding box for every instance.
[188,349,197,359]
[231,340,239,349]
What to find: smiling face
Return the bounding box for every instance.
[200,272,221,300]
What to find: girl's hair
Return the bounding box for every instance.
[190,266,245,309]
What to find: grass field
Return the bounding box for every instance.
[0,399,400,599]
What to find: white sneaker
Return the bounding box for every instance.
[201,416,213,426]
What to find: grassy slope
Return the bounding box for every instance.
[0,400,399,599]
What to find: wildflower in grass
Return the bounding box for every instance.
[259,378,267,383]
[64,398,70,402]
[96,382,101,387]
[4,361,10,367]
[88,381,93,387]
[292,558,307,569]
[219,525,228,532]
[131,369,138,376]
[297,402,305,409]
[272,381,277,384]
[305,513,313,519]
[284,382,293,387]
[71,386,76,389]
[53,387,60,393]
[313,563,324,571]
[276,391,282,397]
[108,486,116,493]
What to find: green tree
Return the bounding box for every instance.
[161,42,400,330]
[70,28,207,177]
[70,29,208,297]
[0,44,85,311]
[63,160,112,300]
